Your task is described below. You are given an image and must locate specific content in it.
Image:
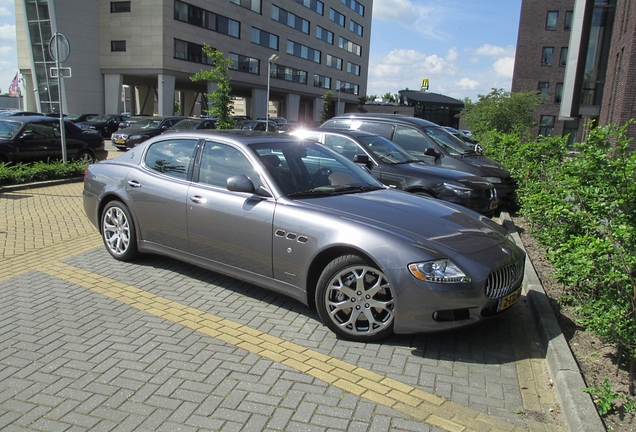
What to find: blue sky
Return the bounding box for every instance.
[0,0,522,103]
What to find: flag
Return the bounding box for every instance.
[8,73,19,98]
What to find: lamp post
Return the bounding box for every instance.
[266,54,280,132]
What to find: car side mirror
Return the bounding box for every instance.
[353,154,373,169]
[226,174,256,193]
[423,147,440,158]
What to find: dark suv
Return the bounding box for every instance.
[292,129,499,215]
[321,114,516,204]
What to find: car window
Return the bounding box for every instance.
[144,139,197,180]
[392,126,434,154]
[354,121,394,139]
[323,135,361,161]
[358,135,417,164]
[421,127,474,156]
[0,121,22,138]
[24,122,58,139]
[199,142,260,189]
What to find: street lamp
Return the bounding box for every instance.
[266,54,280,132]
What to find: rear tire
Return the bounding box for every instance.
[101,201,138,261]
[76,151,95,164]
[316,255,394,342]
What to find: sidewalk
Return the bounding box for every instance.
[0,181,599,431]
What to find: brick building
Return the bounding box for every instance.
[512,0,636,147]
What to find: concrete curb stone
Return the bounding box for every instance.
[500,212,605,432]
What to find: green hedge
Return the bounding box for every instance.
[0,160,89,187]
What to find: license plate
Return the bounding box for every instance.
[114,139,125,144]
[490,199,499,210]
[498,288,521,312]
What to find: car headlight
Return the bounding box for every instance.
[408,260,471,283]
[483,177,502,184]
[443,182,478,198]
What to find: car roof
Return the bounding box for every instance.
[155,129,294,145]
[313,128,376,138]
[326,113,439,127]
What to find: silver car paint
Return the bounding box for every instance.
[83,131,524,335]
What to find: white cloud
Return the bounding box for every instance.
[475,44,515,58]
[372,0,447,39]
[0,23,16,42]
[493,56,515,78]
[455,78,479,90]
[368,48,460,95]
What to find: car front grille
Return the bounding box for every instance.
[485,258,525,299]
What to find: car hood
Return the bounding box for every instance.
[301,189,506,254]
[394,163,493,189]
[119,126,161,135]
[456,155,510,177]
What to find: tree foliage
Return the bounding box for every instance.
[460,88,540,138]
[190,46,235,129]
[480,122,636,395]
[320,91,335,123]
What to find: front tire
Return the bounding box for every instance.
[101,201,138,261]
[316,255,395,342]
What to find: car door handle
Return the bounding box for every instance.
[189,195,207,204]
[127,180,141,188]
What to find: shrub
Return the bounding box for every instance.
[0,160,88,187]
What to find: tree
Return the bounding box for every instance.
[320,91,335,123]
[459,88,539,138]
[190,45,235,129]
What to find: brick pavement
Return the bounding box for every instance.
[0,181,567,431]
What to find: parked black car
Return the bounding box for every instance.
[0,116,107,164]
[76,114,128,138]
[292,129,498,214]
[0,110,44,118]
[118,115,153,130]
[110,116,187,150]
[163,117,217,132]
[321,114,516,204]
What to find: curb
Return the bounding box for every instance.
[0,177,83,193]
[500,212,605,432]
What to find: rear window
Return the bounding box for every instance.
[144,139,197,180]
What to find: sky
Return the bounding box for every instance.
[0,0,522,103]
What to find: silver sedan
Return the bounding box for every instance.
[83,130,525,342]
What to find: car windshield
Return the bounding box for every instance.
[89,115,112,122]
[171,119,198,129]
[250,140,383,197]
[422,127,476,156]
[141,119,163,130]
[358,135,418,164]
[0,120,22,138]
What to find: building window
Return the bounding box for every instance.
[111,1,131,13]
[287,40,321,63]
[563,119,579,144]
[539,115,555,136]
[329,8,345,26]
[349,20,363,36]
[175,1,240,38]
[251,28,278,50]
[294,0,323,15]
[538,82,549,103]
[271,64,308,84]
[314,74,331,89]
[229,0,261,14]
[559,47,568,66]
[326,54,343,70]
[555,82,563,103]
[546,11,558,30]
[229,53,259,74]
[316,26,334,44]
[341,0,364,16]
[565,10,573,30]
[272,6,310,34]
[541,47,554,66]
[336,80,359,96]
[111,40,126,52]
[338,37,361,56]
[346,61,361,76]
[174,39,214,64]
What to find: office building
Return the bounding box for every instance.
[15,0,372,122]
[512,0,635,147]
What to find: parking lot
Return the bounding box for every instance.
[0,146,569,431]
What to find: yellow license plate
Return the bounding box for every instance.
[498,288,521,312]
[114,139,125,144]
